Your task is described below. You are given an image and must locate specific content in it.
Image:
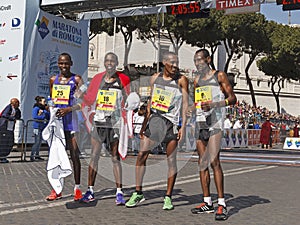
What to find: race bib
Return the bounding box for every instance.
[52,84,71,105]
[151,87,174,112]
[195,86,212,109]
[96,90,117,111]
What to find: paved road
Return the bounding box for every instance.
[1,148,300,225]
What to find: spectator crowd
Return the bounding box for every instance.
[224,100,299,131]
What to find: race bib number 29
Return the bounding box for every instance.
[52,84,71,105]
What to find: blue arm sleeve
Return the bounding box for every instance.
[32,107,46,120]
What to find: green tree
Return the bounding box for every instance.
[118,16,151,66]
[137,14,160,51]
[137,14,190,66]
[241,13,272,107]
[220,13,245,73]
[89,16,150,66]
[257,23,300,113]
[185,9,225,69]
[89,18,114,40]
[221,13,271,107]
[161,14,190,55]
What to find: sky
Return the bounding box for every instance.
[260,3,300,25]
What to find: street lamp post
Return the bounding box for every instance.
[113,17,117,53]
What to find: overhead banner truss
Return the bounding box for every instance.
[40,0,275,20]
[40,0,196,19]
[77,1,213,20]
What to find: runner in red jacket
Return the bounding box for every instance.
[80,52,130,205]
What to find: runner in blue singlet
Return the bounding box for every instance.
[46,53,84,201]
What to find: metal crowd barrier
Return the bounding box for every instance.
[0,117,293,161]
[0,118,25,161]
[0,118,50,161]
[185,127,284,151]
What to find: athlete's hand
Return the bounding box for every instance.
[177,127,185,143]
[56,107,71,117]
[139,127,146,139]
[187,105,195,116]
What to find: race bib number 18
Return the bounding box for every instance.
[52,84,71,105]
[151,87,174,112]
[195,86,212,109]
[96,90,117,111]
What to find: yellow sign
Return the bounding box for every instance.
[151,87,174,112]
[96,90,117,111]
[195,86,212,109]
[52,84,71,105]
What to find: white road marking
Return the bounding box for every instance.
[144,165,277,191]
[0,165,277,216]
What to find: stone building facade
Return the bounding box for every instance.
[88,32,300,116]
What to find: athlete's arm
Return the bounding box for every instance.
[201,71,236,111]
[72,75,84,110]
[75,74,84,90]
[49,75,56,98]
[139,73,159,138]
[178,75,189,142]
[218,71,236,106]
[191,75,200,113]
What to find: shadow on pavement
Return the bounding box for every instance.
[173,193,234,207]
[227,195,271,217]
[65,189,249,210]
[65,188,129,209]
[66,200,98,209]
[122,189,234,208]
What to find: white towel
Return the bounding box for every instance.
[124,92,140,137]
[124,92,140,111]
[42,107,72,194]
[118,92,140,159]
[127,110,134,137]
[118,115,128,160]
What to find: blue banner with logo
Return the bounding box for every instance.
[21,9,89,123]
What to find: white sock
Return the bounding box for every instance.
[116,188,123,195]
[204,196,212,206]
[74,184,80,190]
[88,186,94,194]
[59,178,64,191]
[218,198,226,207]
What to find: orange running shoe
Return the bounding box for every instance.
[46,190,62,201]
[74,188,83,201]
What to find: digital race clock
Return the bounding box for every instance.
[166,2,202,15]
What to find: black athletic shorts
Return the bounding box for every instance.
[144,114,178,144]
[91,123,119,145]
[195,122,221,142]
